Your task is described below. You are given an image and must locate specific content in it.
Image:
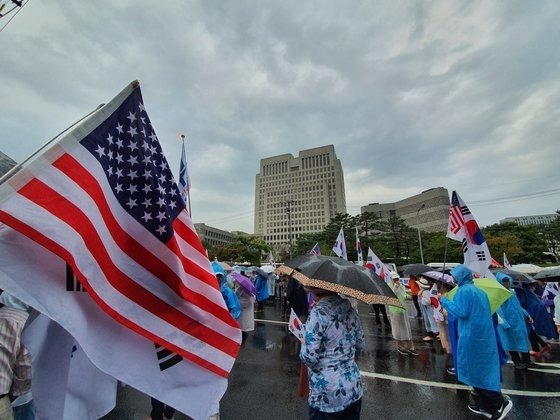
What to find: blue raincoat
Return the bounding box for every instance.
[221,282,241,320]
[254,274,270,303]
[495,273,530,352]
[516,286,559,339]
[441,265,501,392]
[212,261,241,320]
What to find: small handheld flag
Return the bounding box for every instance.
[288,308,305,342]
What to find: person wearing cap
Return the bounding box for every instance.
[299,286,365,419]
[388,271,419,356]
[440,264,513,420]
[418,278,439,342]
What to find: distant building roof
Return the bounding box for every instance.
[0,151,17,177]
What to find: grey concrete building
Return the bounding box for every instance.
[254,145,346,249]
[0,151,16,177]
[500,214,558,226]
[361,187,450,232]
[194,223,235,247]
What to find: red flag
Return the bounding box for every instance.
[0,81,241,378]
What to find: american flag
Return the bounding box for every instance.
[446,190,494,278]
[447,190,469,238]
[0,81,241,378]
[309,242,321,255]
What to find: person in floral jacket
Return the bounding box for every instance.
[299,286,365,419]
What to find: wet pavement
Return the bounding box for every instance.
[104,299,560,419]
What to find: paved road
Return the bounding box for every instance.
[104,298,560,419]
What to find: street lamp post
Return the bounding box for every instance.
[281,200,296,259]
[417,204,425,264]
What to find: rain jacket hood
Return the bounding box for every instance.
[495,272,512,287]
[450,264,473,286]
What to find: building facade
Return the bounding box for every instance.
[360,187,450,233]
[500,214,558,226]
[254,145,346,249]
[194,223,235,247]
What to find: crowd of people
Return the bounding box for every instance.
[2,258,556,419]
[268,261,559,420]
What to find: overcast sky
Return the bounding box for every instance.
[1,1,559,234]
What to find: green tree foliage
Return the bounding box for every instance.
[540,210,560,255]
[483,222,549,264]
[209,235,270,265]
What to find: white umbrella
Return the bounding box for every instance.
[510,263,542,274]
[260,264,276,273]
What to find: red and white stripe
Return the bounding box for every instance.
[0,141,240,377]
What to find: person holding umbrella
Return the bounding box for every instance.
[299,285,365,419]
[440,264,513,420]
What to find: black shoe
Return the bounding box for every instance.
[407,349,419,356]
[446,367,456,376]
[492,395,513,420]
[468,403,492,418]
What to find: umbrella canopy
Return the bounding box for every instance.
[490,268,536,284]
[446,278,513,313]
[510,263,542,274]
[260,264,276,274]
[421,270,455,286]
[276,254,402,307]
[533,266,560,282]
[248,266,267,278]
[231,272,257,296]
[402,263,432,276]
[217,261,233,271]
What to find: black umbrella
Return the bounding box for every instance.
[276,254,402,307]
[402,263,432,276]
[491,268,536,284]
[533,267,560,282]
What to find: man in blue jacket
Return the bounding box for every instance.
[441,265,513,420]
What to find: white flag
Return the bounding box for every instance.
[447,191,494,278]
[365,248,392,284]
[288,308,305,343]
[332,227,347,260]
[503,253,512,269]
[429,284,444,322]
[0,224,226,420]
[355,227,363,266]
[179,138,191,203]
[22,313,118,419]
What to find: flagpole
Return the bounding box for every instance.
[180,133,192,217]
[442,235,449,273]
[0,104,105,186]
